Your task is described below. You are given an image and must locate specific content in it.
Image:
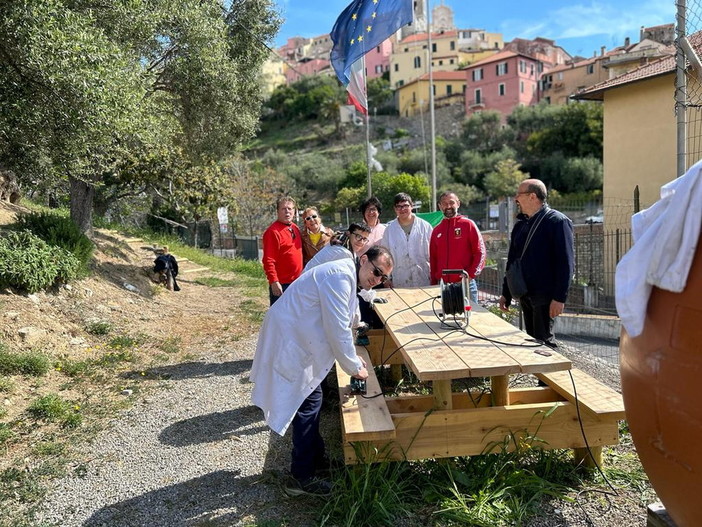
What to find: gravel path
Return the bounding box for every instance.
[36,335,322,527]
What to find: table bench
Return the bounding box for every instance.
[336,286,625,467]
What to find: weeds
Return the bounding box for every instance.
[0,348,51,376]
[159,336,182,354]
[0,424,12,444]
[240,299,266,323]
[28,394,82,428]
[85,320,112,335]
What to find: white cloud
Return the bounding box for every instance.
[500,0,673,43]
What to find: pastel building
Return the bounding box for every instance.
[464,50,542,118]
[396,70,468,116]
[364,39,393,79]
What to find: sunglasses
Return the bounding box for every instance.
[370,260,389,284]
[304,214,318,221]
[352,232,369,244]
[287,227,296,240]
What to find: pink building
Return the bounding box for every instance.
[464,50,542,119]
[364,39,393,79]
[284,58,331,84]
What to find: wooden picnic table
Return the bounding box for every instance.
[336,285,625,466]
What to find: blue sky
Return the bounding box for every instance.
[273,0,675,58]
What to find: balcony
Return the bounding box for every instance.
[468,98,486,109]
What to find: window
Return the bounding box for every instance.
[587,64,595,74]
[462,84,466,93]
[496,62,508,76]
[530,64,535,76]
[557,72,564,80]
[472,68,483,81]
[432,43,437,52]
[394,63,399,72]
[450,59,454,64]
[404,47,409,52]
[413,92,416,102]
[375,65,383,74]
[520,81,524,93]
[447,85,453,95]
[397,80,404,87]
[450,41,456,50]
[376,46,380,52]
[439,60,443,66]
[475,88,482,104]
[414,56,421,68]
[498,83,505,96]
[519,60,526,73]
[433,84,436,95]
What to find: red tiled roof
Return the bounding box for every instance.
[466,50,519,68]
[575,31,701,100]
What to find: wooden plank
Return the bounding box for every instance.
[536,368,626,420]
[374,287,471,380]
[385,392,491,414]
[336,347,396,442]
[346,401,619,462]
[366,330,405,366]
[467,308,572,374]
[181,267,209,274]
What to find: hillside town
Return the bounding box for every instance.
[261,1,675,119]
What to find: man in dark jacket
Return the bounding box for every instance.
[498,179,574,348]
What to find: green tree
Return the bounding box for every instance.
[0,0,281,233]
[484,159,528,199]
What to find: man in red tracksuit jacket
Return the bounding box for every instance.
[262,196,303,305]
[430,191,486,303]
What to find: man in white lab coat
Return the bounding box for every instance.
[250,245,393,496]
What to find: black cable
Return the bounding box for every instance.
[568,369,618,493]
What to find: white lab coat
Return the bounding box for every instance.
[615,159,702,337]
[383,216,432,287]
[250,256,363,436]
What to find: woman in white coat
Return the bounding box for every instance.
[383,192,432,288]
[250,245,393,496]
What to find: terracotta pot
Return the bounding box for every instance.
[620,239,702,527]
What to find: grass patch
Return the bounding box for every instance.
[85,320,112,335]
[0,377,14,393]
[0,423,13,444]
[195,277,237,287]
[32,440,66,457]
[108,334,143,349]
[27,394,82,428]
[55,358,94,378]
[158,336,182,354]
[0,348,51,376]
[239,299,266,324]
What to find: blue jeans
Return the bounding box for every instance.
[290,383,326,481]
[469,279,478,304]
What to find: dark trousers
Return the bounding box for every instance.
[520,295,557,348]
[291,382,326,482]
[269,283,291,306]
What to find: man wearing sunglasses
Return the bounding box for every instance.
[251,245,393,497]
[262,196,303,305]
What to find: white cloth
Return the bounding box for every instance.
[383,216,432,287]
[250,256,363,436]
[615,159,702,337]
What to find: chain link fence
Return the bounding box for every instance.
[678,0,702,169]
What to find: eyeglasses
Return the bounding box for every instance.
[352,232,369,244]
[304,214,318,221]
[515,191,533,198]
[369,260,389,284]
[394,203,411,210]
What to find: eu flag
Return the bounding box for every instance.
[330,0,413,85]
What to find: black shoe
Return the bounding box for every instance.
[284,476,333,497]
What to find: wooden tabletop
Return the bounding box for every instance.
[372,286,572,381]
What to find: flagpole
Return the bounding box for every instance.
[427,1,437,212]
[363,54,372,198]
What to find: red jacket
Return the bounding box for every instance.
[262,221,303,284]
[430,215,486,284]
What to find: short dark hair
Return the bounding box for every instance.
[349,222,371,234]
[437,191,459,204]
[360,196,383,217]
[393,192,413,206]
[366,245,394,267]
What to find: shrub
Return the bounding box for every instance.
[16,211,94,273]
[0,347,51,376]
[0,231,80,292]
[28,394,81,427]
